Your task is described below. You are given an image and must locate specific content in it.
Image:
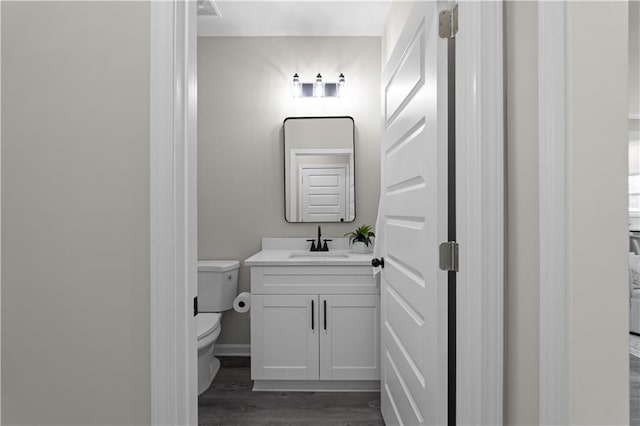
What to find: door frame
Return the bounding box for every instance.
[538,2,569,424]
[149,1,198,425]
[148,0,505,424]
[538,3,631,423]
[455,1,504,424]
[0,3,3,422]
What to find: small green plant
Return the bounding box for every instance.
[344,224,376,247]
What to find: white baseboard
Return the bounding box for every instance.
[253,380,380,392]
[213,344,250,357]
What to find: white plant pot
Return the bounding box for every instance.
[352,241,372,253]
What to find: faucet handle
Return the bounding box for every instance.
[322,239,333,251]
[306,239,317,251]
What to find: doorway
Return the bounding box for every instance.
[150,2,505,424]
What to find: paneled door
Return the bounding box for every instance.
[301,166,348,222]
[380,1,449,425]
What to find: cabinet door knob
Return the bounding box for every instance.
[371,257,385,268]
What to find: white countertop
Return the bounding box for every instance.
[244,237,374,266]
[245,249,374,266]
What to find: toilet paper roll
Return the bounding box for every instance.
[233,292,251,313]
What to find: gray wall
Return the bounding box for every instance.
[631,0,639,114]
[1,2,150,424]
[0,2,3,419]
[197,37,381,345]
[566,2,629,422]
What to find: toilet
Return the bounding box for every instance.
[197,260,240,395]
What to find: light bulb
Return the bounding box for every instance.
[338,73,345,96]
[292,73,301,98]
[315,73,323,97]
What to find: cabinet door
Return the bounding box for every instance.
[319,294,380,380]
[251,294,319,380]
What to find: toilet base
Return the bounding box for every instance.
[210,356,221,384]
[198,346,221,395]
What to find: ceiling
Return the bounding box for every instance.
[197,1,393,37]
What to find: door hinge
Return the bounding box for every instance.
[439,241,459,272]
[439,4,459,39]
[194,296,198,316]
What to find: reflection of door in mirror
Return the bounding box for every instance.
[290,151,351,222]
[284,117,355,223]
[300,165,348,222]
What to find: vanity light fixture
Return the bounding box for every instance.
[292,73,346,98]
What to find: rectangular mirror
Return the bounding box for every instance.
[284,116,355,223]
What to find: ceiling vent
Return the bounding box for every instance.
[197,0,221,17]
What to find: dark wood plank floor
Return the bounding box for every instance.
[632,354,640,425]
[199,352,640,424]
[198,357,384,426]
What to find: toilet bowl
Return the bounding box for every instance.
[197,312,222,395]
[197,260,239,395]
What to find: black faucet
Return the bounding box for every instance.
[307,225,332,252]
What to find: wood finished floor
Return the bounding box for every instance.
[198,357,384,426]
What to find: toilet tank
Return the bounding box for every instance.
[198,260,240,312]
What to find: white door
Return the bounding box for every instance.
[301,167,348,222]
[380,2,449,425]
[251,294,319,380]
[319,294,380,380]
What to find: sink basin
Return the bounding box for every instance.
[288,251,350,259]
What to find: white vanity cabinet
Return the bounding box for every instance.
[248,263,380,391]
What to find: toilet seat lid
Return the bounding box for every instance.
[197,313,221,339]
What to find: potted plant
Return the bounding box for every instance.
[345,224,375,253]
